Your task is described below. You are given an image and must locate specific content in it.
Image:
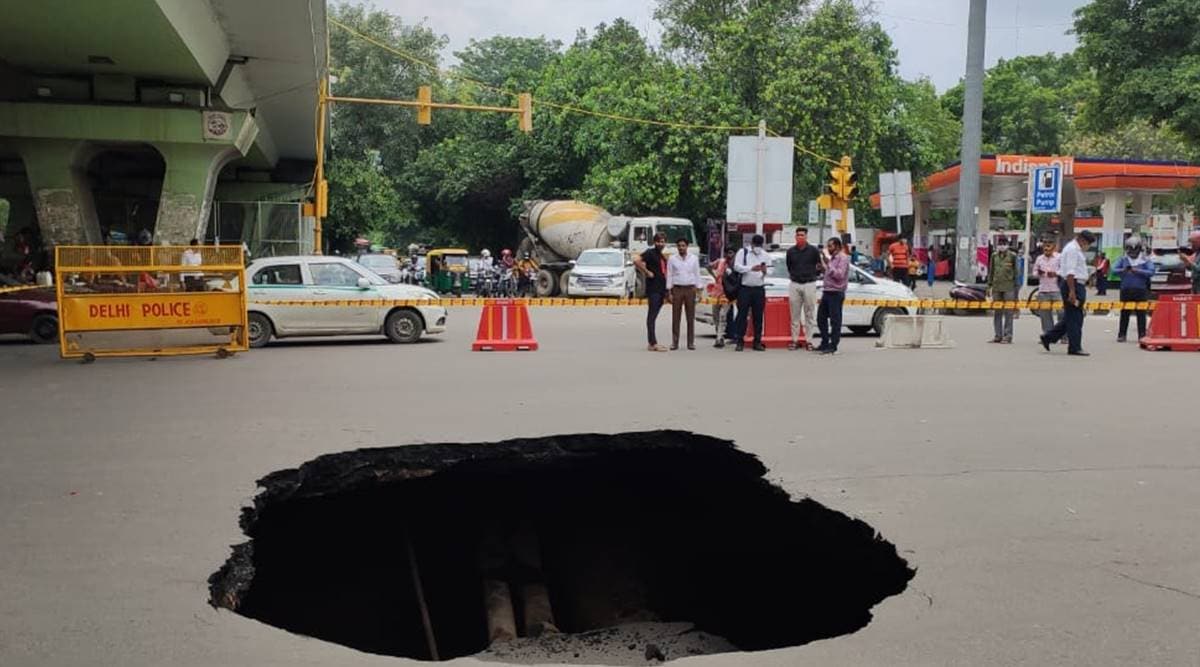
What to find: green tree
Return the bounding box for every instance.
[941,53,1092,155]
[878,77,962,182]
[655,0,812,109]
[533,20,748,222]
[325,155,410,248]
[1064,118,1199,162]
[1074,0,1200,142]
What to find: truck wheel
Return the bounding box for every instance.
[535,269,558,297]
[558,271,571,296]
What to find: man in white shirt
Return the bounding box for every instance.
[666,238,701,350]
[181,238,203,291]
[1040,230,1095,356]
[733,234,771,351]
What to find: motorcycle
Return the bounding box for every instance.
[946,280,987,316]
[476,268,497,298]
[496,269,516,298]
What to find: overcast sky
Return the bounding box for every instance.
[374,0,1087,91]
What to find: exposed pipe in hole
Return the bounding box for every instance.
[405,531,439,661]
[511,520,558,637]
[479,524,518,644]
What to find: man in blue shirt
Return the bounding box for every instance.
[1113,236,1156,342]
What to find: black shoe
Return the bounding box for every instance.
[714,339,725,348]
[1116,336,1126,343]
[753,343,767,351]
[1039,336,1051,352]
[820,348,836,355]
[735,344,744,352]
[1068,350,1090,357]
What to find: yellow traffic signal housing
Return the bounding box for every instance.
[518,93,532,133]
[816,193,836,210]
[839,156,857,200]
[417,85,432,125]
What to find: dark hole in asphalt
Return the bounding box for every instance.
[208,431,914,664]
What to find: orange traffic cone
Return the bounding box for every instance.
[472,299,538,351]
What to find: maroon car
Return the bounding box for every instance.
[0,287,58,343]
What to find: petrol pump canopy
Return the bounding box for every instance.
[870,155,1200,212]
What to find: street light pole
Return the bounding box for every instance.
[955,0,987,282]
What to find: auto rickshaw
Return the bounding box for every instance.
[425,248,470,295]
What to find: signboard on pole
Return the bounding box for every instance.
[1031,165,1062,214]
[726,135,794,226]
[808,199,819,226]
[878,170,913,219]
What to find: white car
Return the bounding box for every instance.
[566,248,636,298]
[699,251,917,335]
[245,256,447,347]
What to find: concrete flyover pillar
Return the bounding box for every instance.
[151,143,240,246]
[15,139,102,246]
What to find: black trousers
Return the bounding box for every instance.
[1118,287,1149,339]
[646,291,665,345]
[817,291,845,351]
[1044,280,1087,353]
[735,286,766,345]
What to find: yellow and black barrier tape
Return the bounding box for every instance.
[246,297,1159,312]
[0,284,49,295]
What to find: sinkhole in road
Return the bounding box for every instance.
[208,431,914,664]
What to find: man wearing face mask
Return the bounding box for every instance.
[634,232,669,352]
[987,236,1018,344]
[1113,236,1155,342]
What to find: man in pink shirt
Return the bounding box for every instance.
[1032,238,1061,335]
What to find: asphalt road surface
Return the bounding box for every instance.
[1,308,1198,666]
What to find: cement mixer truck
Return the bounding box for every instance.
[516,200,698,297]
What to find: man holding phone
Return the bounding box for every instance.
[733,234,771,351]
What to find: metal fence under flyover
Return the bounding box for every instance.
[207,201,310,259]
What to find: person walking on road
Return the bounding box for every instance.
[1033,238,1062,335]
[988,236,1018,343]
[1113,236,1155,342]
[1041,230,1095,356]
[887,237,911,287]
[816,237,849,355]
[733,234,770,351]
[1179,230,1200,294]
[707,247,737,348]
[634,232,669,352]
[1093,253,1110,296]
[786,228,823,351]
[667,237,700,350]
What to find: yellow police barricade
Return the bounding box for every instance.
[54,245,248,361]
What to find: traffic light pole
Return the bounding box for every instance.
[954,0,988,283]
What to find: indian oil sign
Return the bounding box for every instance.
[61,293,244,332]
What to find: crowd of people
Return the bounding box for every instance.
[634,228,852,354]
[628,226,1200,358]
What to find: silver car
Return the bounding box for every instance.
[245,256,447,347]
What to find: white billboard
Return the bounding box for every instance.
[726,136,794,225]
